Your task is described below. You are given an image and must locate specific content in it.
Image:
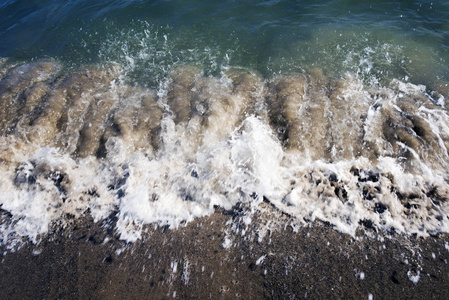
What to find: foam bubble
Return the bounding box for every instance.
[1,61,449,247]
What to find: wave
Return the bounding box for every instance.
[0,60,449,248]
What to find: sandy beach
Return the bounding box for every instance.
[2,202,449,299]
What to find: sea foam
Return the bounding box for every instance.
[1,61,449,247]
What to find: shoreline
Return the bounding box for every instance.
[2,203,449,299]
[2,2,449,299]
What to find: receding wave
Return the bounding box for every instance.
[1,59,449,248]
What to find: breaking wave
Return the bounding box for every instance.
[1,59,449,248]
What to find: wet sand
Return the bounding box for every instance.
[2,202,449,299]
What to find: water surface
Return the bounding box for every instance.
[1,0,449,247]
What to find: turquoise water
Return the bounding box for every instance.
[1,0,448,86]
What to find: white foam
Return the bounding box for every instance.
[256,255,266,265]
[407,270,421,284]
[2,66,449,247]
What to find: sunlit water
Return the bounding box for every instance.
[1,0,449,248]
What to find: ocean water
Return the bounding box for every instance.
[1,0,449,247]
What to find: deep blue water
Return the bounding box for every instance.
[1,0,449,86]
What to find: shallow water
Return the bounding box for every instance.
[1,0,449,247]
[1,0,448,85]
